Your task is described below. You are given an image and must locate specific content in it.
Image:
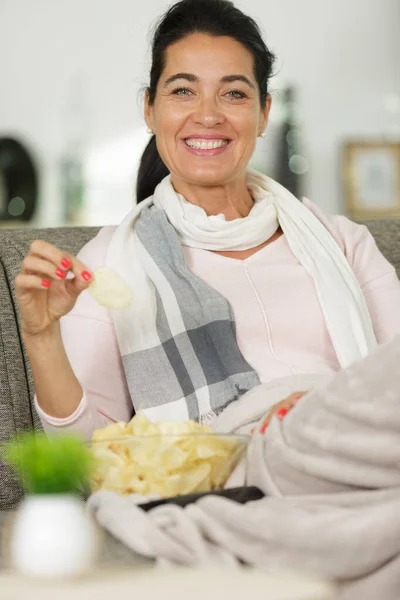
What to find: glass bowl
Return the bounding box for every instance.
[89,433,249,498]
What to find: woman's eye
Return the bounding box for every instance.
[226,90,247,100]
[172,87,193,96]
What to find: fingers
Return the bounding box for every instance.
[258,401,290,433]
[64,272,92,297]
[276,392,307,418]
[15,274,55,292]
[253,391,308,434]
[263,398,293,428]
[21,256,69,281]
[19,240,93,295]
[26,240,92,284]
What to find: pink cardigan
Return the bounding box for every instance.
[36,200,400,438]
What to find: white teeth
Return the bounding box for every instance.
[185,139,229,150]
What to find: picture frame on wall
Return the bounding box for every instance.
[343,141,400,218]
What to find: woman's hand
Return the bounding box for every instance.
[254,391,308,434]
[16,240,93,338]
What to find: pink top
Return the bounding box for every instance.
[35,200,400,439]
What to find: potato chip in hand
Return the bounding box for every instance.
[88,267,132,309]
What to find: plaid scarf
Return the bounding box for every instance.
[106,172,376,423]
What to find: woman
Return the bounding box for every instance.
[16,0,400,440]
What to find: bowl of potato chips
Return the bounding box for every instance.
[89,413,249,498]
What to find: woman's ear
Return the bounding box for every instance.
[260,94,272,134]
[144,89,155,133]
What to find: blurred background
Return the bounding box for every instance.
[0,0,399,228]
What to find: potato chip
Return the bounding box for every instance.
[176,463,212,495]
[92,421,129,442]
[101,466,128,491]
[127,413,159,436]
[125,476,149,496]
[88,267,133,309]
[90,413,246,498]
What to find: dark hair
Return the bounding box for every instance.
[136,0,276,203]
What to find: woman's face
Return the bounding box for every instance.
[145,33,271,189]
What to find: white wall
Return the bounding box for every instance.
[240,0,400,214]
[0,0,399,225]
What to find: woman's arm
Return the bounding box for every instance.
[341,219,400,342]
[304,200,400,343]
[26,324,84,421]
[33,226,133,439]
[361,271,400,343]
[35,310,133,439]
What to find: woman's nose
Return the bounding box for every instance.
[193,96,225,128]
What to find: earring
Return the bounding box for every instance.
[147,127,154,135]
[259,131,266,138]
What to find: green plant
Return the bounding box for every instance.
[2,432,93,495]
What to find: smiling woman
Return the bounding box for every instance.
[137,0,275,210]
[144,34,271,216]
[16,0,400,441]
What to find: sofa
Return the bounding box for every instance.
[1,220,400,510]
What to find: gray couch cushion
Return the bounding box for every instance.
[0,219,399,509]
[357,219,400,278]
[0,261,29,509]
[0,227,99,509]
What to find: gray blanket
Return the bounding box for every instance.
[89,336,400,600]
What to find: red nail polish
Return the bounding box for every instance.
[61,258,71,269]
[277,407,288,419]
[250,427,255,434]
[56,268,66,279]
[81,271,92,282]
[260,423,268,434]
[294,394,303,402]
[41,279,51,288]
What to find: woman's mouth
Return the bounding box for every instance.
[183,137,231,155]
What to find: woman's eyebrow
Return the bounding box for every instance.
[163,73,255,89]
[220,74,255,89]
[164,73,197,87]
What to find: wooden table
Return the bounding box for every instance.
[0,512,336,600]
[0,567,336,600]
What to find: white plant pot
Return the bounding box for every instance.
[9,494,100,579]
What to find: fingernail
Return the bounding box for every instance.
[81,271,92,282]
[250,427,255,434]
[277,407,288,420]
[260,423,268,434]
[56,268,66,279]
[294,395,302,403]
[41,279,51,288]
[61,258,71,269]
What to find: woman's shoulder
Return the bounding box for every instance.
[303,198,369,251]
[77,225,117,270]
[303,198,395,285]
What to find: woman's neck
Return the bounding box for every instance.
[170,175,254,221]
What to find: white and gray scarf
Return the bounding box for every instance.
[106,170,377,423]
